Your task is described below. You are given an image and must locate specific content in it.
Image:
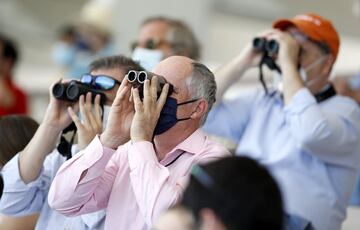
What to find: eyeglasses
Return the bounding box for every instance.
[131,38,171,51]
[80,74,121,90]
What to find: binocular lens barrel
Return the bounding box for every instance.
[138,71,148,83]
[52,82,69,100]
[253,37,267,51]
[127,70,137,82]
[265,40,279,54]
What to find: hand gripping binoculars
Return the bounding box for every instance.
[126,70,174,99]
[52,81,106,105]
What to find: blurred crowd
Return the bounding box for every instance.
[0,2,360,230]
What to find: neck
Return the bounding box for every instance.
[153,123,199,161]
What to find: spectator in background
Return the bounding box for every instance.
[203,13,360,230]
[0,56,144,230]
[0,34,27,116]
[52,1,114,78]
[181,156,283,230]
[132,16,200,71]
[0,115,39,230]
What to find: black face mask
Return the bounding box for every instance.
[154,97,199,135]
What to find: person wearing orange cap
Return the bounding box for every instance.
[203,13,360,230]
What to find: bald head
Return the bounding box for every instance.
[153,56,193,87]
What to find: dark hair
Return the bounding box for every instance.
[0,34,19,66]
[142,16,201,60]
[89,55,145,74]
[0,115,39,166]
[182,156,283,230]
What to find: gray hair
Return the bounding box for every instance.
[186,62,216,125]
[142,16,201,60]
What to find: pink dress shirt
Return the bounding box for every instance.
[48,129,230,230]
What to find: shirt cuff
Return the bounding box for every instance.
[2,154,44,191]
[127,141,158,171]
[283,88,317,115]
[75,136,115,185]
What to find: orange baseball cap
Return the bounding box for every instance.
[273,13,340,60]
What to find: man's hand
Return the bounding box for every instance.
[42,80,78,133]
[268,30,300,71]
[100,79,134,149]
[131,76,169,142]
[68,93,103,150]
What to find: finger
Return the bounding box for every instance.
[156,83,169,112]
[113,85,130,106]
[68,107,84,129]
[143,79,151,105]
[85,92,100,129]
[117,77,130,96]
[79,95,89,126]
[150,75,158,97]
[132,87,143,112]
[94,94,102,125]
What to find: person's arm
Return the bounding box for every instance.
[18,81,77,183]
[283,88,360,164]
[0,152,54,216]
[214,44,262,102]
[48,79,134,215]
[47,136,119,216]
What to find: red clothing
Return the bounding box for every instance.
[0,78,27,116]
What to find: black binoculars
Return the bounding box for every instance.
[253,37,279,55]
[52,81,106,105]
[126,70,174,99]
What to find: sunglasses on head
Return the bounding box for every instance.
[80,74,121,90]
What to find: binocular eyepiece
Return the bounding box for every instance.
[52,81,106,105]
[253,37,279,55]
[126,70,174,99]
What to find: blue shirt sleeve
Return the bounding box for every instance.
[283,88,360,167]
[0,153,52,216]
[203,89,259,143]
[349,73,360,89]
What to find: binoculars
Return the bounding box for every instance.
[52,81,106,105]
[126,70,174,99]
[253,37,279,55]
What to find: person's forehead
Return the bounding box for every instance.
[90,68,126,81]
[138,21,170,41]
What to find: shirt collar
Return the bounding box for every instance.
[168,129,206,155]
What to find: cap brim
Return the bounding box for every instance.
[272,19,297,30]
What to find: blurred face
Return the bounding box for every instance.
[134,20,173,57]
[286,27,333,91]
[90,67,126,105]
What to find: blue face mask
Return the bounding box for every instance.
[154,97,199,135]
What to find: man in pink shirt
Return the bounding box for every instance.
[48,56,230,230]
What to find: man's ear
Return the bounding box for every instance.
[190,99,208,120]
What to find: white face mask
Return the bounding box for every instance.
[132,47,163,71]
[299,55,328,87]
[272,55,328,91]
[101,105,111,131]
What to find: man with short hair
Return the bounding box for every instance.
[203,13,360,230]
[0,55,144,229]
[48,56,229,230]
[0,34,27,116]
[132,16,200,70]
